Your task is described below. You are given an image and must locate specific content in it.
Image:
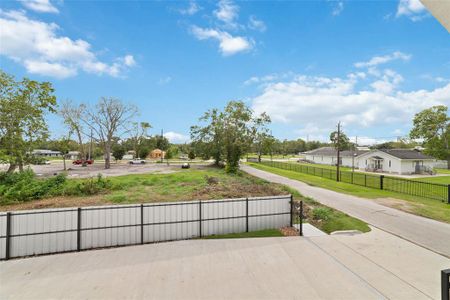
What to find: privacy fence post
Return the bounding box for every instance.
[5,212,11,260]
[442,269,450,300]
[380,175,384,190]
[140,204,144,244]
[299,201,303,236]
[246,198,249,232]
[289,195,293,228]
[77,207,81,252]
[199,200,202,238]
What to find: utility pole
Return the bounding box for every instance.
[352,136,357,172]
[161,129,164,163]
[88,128,92,160]
[336,122,341,182]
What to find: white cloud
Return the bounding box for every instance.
[164,131,190,144]
[244,72,295,86]
[251,66,450,135]
[214,0,239,27]
[332,1,344,16]
[248,15,266,32]
[179,1,200,16]
[21,0,58,14]
[354,51,411,68]
[190,25,253,55]
[396,0,427,21]
[0,10,135,78]
[158,76,172,85]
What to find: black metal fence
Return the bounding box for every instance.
[0,195,299,260]
[259,161,450,203]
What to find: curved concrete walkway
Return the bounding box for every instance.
[242,165,450,258]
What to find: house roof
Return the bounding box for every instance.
[378,149,435,160]
[32,149,61,154]
[305,147,369,157]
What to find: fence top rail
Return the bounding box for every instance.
[0,194,292,215]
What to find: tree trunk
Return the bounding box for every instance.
[104,143,111,169]
[7,163,16,174]
[63,156,66,171]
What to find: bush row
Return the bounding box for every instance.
[0,170,112,203]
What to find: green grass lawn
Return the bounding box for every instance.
[201,229,284,239]
[247,162,450,224]
[435,168,450,175]
[412,176,450,184]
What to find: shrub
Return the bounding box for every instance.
[64,174,112,196]
[312,207,332,221]
[0,170,67,202]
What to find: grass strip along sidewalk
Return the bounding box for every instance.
[247,162,450,224]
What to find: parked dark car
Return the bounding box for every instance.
[181,163,190,169]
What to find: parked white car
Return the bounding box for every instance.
[129,158,146,164]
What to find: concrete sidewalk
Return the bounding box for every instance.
[242,165,450,258]
[1,228,448,299]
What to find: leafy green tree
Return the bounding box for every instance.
[0,70,57,173]
[191,101,270,173]
[188,149,196,160]
[130,122,152,155]
[330,130,351,151]
[139,147,150,159]
[112,145,126,161]
[410,105,449,169]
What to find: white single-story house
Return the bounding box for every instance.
[67,151,80,160]
[32,149,61,157]
[357,149,436,175]
[304,147,369,168]
[304,147,437,175]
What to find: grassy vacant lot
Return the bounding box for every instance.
[0,166,370,235]
[247,162,450,224]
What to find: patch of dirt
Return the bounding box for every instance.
[280,227,299,236]
[192,181,284,200]
[373,197,422,214]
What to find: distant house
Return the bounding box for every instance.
[304,147,369,168]
[67,151,80,160]
[357,149,436,175]
[32,149,61,157]
[149,149,166,159]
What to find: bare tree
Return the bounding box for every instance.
[83,97,137,169]
[59,100,86,163]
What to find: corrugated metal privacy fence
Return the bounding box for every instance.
[0,195,292,260]
[259,161,450,203]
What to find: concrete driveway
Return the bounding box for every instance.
[242,165,450,258]
[1,228,448,300]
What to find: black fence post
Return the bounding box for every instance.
[380,175,384,190]
[289,195,293,228]
[447,185,450,204]
[364,174,367,187]
[140,204,144,245]
[5,212,11,260]
[442,269,450,300]
[77,207,81,252]
[246,197,249,232]
[199,200,202,238]
[299,201,303,236]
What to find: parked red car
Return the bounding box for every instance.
[72,159,94,165]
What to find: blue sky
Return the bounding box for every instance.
[0,0,449,145]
